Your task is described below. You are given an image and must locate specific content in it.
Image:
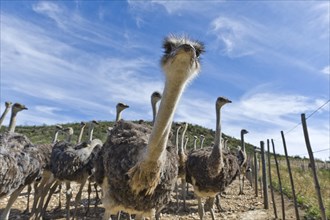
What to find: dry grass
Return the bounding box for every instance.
[268,157,330,219]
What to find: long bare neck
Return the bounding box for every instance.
[208,105,223,176]
[241,132,245,153]
[0,106,11,128]
[175,127,181,154]
[116,109,122,122]
[77,125,86,144]
[8,111,18,132]
[200,138,204,148]
[179,124,188,155]
[52,130,61,144]
[184,137,189,151]
[88,124,95,142]
[152,101,158,125]
[146,79,186,161]
[193,138,197,150]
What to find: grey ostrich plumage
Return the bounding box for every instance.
[98,120,178,212]
[186,147,240,193]
[50,140,101,182]
[0,132,42,198]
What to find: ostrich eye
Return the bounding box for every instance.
[196,49,201,58]
[163,42,174,54]
[195,42,205,58]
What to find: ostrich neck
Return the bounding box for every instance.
[152,101,157,125]
[179,125,187,155]
[208,105,223,174]
[8,111,18,132]
[52,130,61,144]
[0,107,11,128]
[193,139,197,150]
[146,79,186,162]
[88,125,94,142]
[116,110,122,122]
[77,126,86,144]
[241,133,245,153]
[175,128,181,155]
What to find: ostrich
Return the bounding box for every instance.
[32,126,73,219]
[193,135,198,150]
[50,121,102,220]
[116,103,129,122]
[186,97,242,220]
[151,91,162,124]
[199,135,205,148]
[238,129,249,195]
[0,101,12,128]
[0,103,45,220]
[96,35,205,219]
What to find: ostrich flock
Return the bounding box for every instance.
[0,36,251,220]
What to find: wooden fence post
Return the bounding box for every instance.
[301,113,327,220]
[254,146,258,197]
[267,139,278,218]
[281,131,300,220]
[272,139,285,220]
[260,141,269,209]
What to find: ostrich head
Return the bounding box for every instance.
[241,129,248,136]
[216,97,232,109]
[116,103,129,112]
[151,91,162,105]
[116,102,129,122]
[5,102,12,108]
[161,35,205,83]
[12,103,28,113]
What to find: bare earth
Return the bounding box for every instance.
[0,179,305,219]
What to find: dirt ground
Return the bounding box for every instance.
[0,179,305,220]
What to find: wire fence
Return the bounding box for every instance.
[247,98,330,220]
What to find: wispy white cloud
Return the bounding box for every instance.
[127,0,217,15]
[209,16,264,57]
[174,89,329,160]
[1,11,163,124]
[321,66,330,75]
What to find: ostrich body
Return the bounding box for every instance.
[97,35,204,219]
[186,97,241,220]
[0,101,12,128]
[51,138,103,219]
[238,129,248,195]
[0,103,29,198]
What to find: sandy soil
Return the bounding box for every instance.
[0,179,305,220]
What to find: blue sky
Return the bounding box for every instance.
[1,1,329,160]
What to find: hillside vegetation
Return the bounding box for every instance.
[0,120,255,153]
